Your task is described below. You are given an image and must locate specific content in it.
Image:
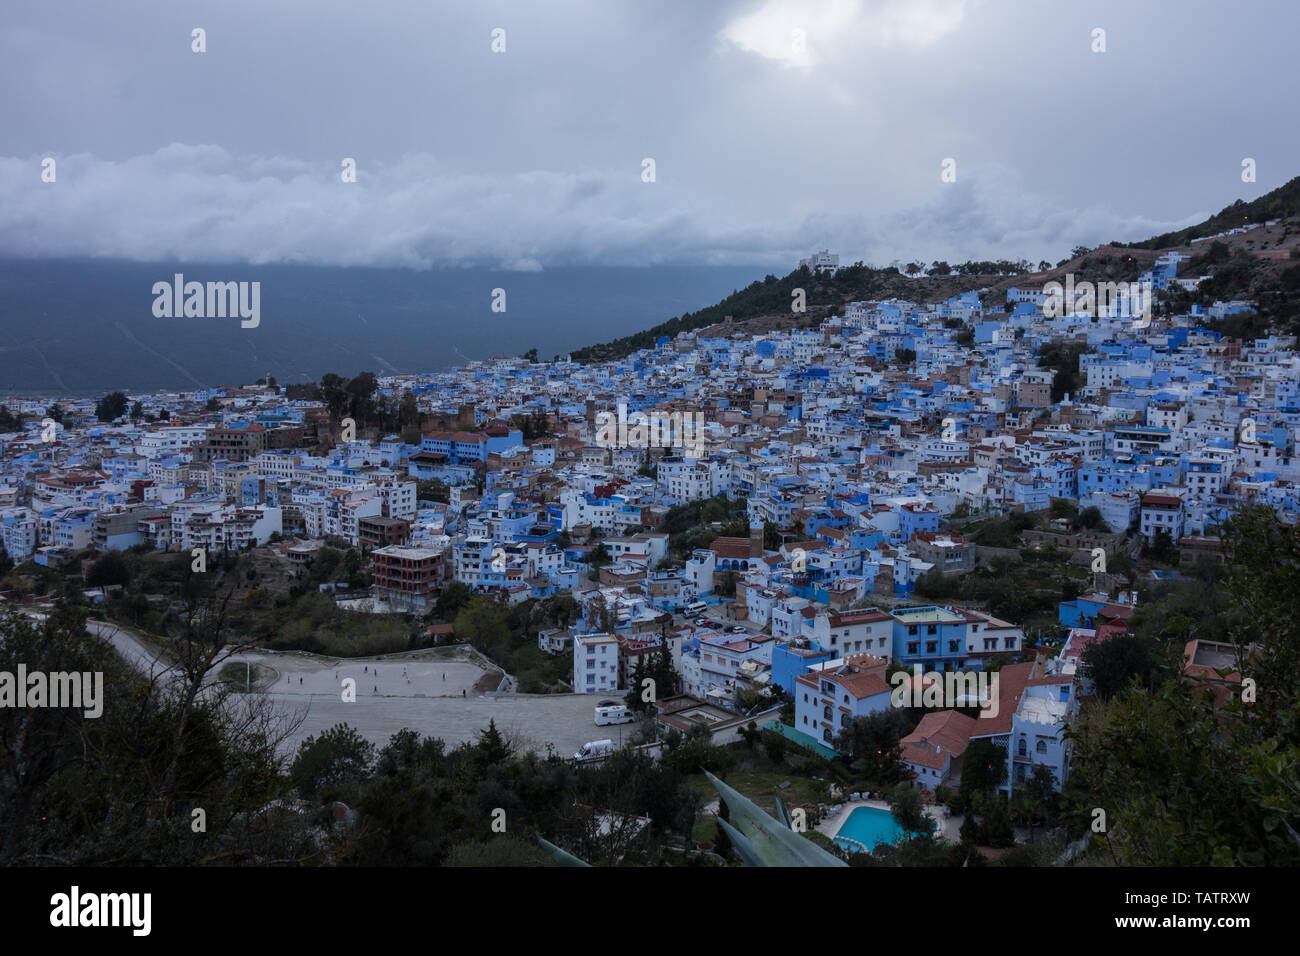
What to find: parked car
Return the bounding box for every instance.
[573,739,615,762]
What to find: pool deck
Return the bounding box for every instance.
[818,794,959,849]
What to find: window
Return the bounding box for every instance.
[1036,740,1048,754]
[1004,637,1015,649]
[908,625,917,635]
[803,693,808,702]
[927,625,937,635]
[926,642,937,654]
[823,705,832,720]
[1017,737,1027,756]
[802,715,807,724]
[908,642,919,655]
[822,728,832,743]
[949,640,960,652]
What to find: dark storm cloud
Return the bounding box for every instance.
[2,0,1296,269]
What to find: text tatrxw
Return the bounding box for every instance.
[152,274,260,328]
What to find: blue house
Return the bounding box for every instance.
[768,640,833,697]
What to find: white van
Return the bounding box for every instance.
[595,704,633,726]
[573,739,615,762]
[684,601,707,617]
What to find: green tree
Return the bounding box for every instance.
[1067,679,1299,865]
[95,391,128,422]
[399,390,420,430]
[0,606,319,865]
[433,580,471,621]
[475,718,512,768]
[959,738,1007,802]
[762,729,787,766]
[416,479,450,504]
[836,710,911,785]
[652,638,679,700]
[1073,506,1105,531]
[887,782,930,836]
[1064,505,1300,865]
[289,722,375,800]
[625,655,651,713]
[1222,504,1300,743]
[455,596,511,659]
[1080,633,1161,700]
[86,551,131,588]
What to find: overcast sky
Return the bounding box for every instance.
[2,0,1296,272]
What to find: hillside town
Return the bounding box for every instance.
[0,248,1294,856]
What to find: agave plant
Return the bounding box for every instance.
[535,771,846,867]
[706,771,846,867]
[535,835,591,867]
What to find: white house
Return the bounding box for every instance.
[573,632,620,695]
[793,653,893,750]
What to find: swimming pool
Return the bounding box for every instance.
[832,806,906,852]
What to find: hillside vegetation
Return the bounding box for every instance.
[573,176,1300,363]
[1113,175,1300,249]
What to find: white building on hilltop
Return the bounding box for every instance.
[799,250,839,274]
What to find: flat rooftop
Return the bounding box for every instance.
[891,606,964,624]
[372,545,442,559]
[1018,696,1068,725]
[1190,641,1237,670]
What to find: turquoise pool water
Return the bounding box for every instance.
[833,806,906,852]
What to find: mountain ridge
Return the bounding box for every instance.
[571,176,1300,363]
